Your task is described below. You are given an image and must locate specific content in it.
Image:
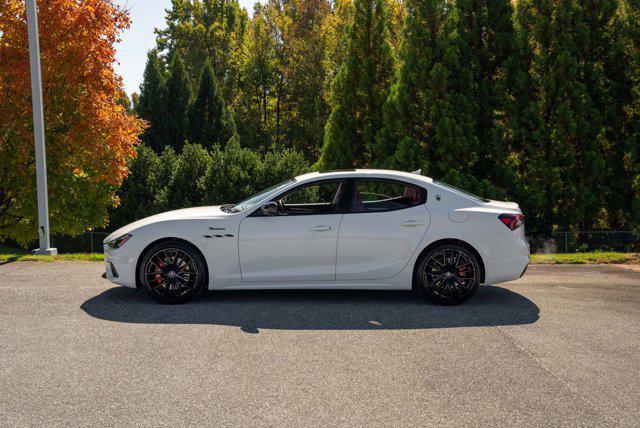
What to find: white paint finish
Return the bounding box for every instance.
[103,169,530,291]
[202,221,243,284]
[239,214,343,282]
[448,210,470,223]
[104,206,231,243]
[336,205,430,280]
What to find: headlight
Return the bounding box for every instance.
[107,234,132,249]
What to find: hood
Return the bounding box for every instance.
[104,206,228,243]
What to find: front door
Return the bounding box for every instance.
[239,180,345,282]
[336,179,430,280]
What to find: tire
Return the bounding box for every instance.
[138,241,206,304]
[414,244,481,305]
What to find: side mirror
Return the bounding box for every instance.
[260,201,279,216]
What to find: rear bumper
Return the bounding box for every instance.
[484,254,529,284]
[519,262,529,278]
[482,228,530,285]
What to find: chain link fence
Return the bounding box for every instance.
[528,231,640,254]
[49,231,110,253]
[0,231,109,254]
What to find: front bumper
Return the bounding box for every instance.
[103,244,137,288]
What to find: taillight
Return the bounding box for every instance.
[498,214,524,231]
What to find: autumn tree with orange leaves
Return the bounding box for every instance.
[0,0,145,244]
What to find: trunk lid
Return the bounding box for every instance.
[485,199,521,212]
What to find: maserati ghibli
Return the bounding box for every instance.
[103,169,529,305]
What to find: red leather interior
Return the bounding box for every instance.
[403,186,419,203]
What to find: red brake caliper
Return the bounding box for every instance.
[155,258,164,284]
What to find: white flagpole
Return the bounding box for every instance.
[25,0,56,255]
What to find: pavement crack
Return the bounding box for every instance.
[493,323,628,425]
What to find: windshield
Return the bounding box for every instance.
[434,180,490,203]
[230,179,295,212]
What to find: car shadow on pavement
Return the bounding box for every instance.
[81,285,539,333]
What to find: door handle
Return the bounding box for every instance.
[311,225,333,232]
[401,220,425,227]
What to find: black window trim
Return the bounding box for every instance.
[248,178,350,217]
[346,177,427,214]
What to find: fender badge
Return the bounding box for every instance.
[209,227,226,231]
[435,194,441,201]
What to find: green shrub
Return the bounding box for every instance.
[203,141,264,205]
[261,149,310,189]
[164,143,211,210]
[154,146,179,210]
[109,145,163,229]
[109,142,310,228]
[203,143,311,205]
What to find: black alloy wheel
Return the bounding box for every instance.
[139,241,206,304]
[415,244,480,305]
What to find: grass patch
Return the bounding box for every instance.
[0,246,103,263]
[531,252,640,264]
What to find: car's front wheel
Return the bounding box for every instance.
[414,244,481,305]
[138,241,206,304]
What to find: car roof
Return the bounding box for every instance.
[295,169,434,184]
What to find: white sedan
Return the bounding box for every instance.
[103,169,529,305]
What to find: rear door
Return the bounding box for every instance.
[336,179,430,280]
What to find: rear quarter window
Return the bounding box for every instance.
[433,180,490,203]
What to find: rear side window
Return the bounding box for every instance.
[353,180,425,213]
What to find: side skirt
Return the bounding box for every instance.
[209,282,411,291]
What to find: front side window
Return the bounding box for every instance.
[231,179,295,212]
[353,180,425,213]
[275,180,344,215]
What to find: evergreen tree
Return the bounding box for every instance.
[136,50,167,151]
[157,0,249,102]
[625,0,640,230]
[165,53,193,152]
[234,2,279,152]
[375,0,483,192]
[604,0,640,230]
[463,0,517,196]
[374,0,445,169]
[189,59,238,149]
[506,0,606,235]
[280,0,332,161]
[319,0,395,169]
[570,0,614,231]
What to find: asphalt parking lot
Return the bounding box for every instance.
[1,262,639,426]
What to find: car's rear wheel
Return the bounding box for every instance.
[415,244,481,305]
[138,241,206,304]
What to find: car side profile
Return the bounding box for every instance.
[103,169,530,305]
